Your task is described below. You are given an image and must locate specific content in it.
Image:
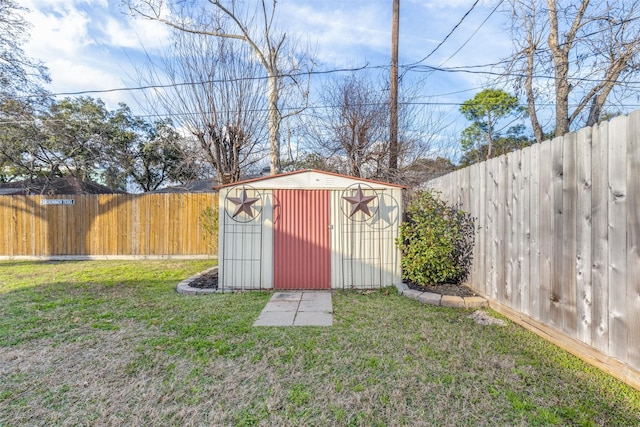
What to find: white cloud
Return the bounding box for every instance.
[25,4,93,58]
[101,16,172,51]
[282,3,390,66]
[17,0,514,123]
[26,0,107,8]
[43,57,134,106]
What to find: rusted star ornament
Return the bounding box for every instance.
[343,185,377,217]
[228,187,259,218]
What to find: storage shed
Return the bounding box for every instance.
[217,170,405,290]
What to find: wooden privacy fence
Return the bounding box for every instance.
[430,110,640,389]
[0,193,218,258]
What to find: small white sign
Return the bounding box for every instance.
[41,199,75,205]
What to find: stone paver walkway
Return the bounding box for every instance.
[253,292,333,327]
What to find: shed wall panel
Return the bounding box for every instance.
[330,188,401,289]
[219,186,265,289]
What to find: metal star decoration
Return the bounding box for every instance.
[376,194,397,225]
[343,185,377,217]
[228,186,259,218]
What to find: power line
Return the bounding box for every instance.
[20,57,640,102]
[403,0,481,69]
[5,98,640,126]
[15,64,375,100]
[436,0,506,68]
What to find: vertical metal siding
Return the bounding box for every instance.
[273,189,331,289]
[330,188,402,288]
[219,187,266,290]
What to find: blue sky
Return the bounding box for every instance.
[22,0,511,148]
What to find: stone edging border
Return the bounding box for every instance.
[175,267,233,295]
[394,283,488,308]
[176,269,488,307]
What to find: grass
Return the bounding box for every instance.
[1,260,639,426]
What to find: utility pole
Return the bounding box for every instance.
[389,0,399,176]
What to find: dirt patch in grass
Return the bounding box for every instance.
[405,280,478,297]
[187,269,218,289]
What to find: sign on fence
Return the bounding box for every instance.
[40,199,75,205]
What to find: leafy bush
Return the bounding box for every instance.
[199,206,219,254]
[396,191,475,286]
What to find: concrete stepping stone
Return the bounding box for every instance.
[254,291,333,327]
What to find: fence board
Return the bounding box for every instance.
[469,163,480,290]
[496,155,508,303]
[491,157,500,300]
[591,121,609,352]
[0,198,6,255]
[506,152,515,304]
[13,197,24,255]
[562,132,578,336]
[88,195,99,255]
[169,194,180,255]
[576,127,593,345]
[626,110,640,367]
[486,158,497,299]
[50,197,63,255]
[97,195,108,254]
[141,195,151,255]
[64,197,74,254]
[145,194,159,255]
[108,195,118,255]
[529,143,540,319]
[549,137,564,329]
[521,147,530,315]
[539,139,553,323]
[477,160,487,296]
[608,115,628,361]
[514,150,523,311]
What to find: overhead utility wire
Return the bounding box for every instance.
[5,99,640,126]
[407,64,640,87]
[403,0,481,69]
[15,65,372,100]
[435,0,505,67]
[14,60,640,102]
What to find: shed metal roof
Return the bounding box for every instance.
[215,169,408,191]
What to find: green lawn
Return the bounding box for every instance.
[1,260,639,426]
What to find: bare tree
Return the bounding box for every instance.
[127,0,313,175]
[304,72,451,182]
[306,73,388,178]
[135,26,268,183]
[393,90,458,185]
[503,0,640,141]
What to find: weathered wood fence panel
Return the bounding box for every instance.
[0,193,218,257]
[429,110,640,389]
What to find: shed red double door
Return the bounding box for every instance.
[273,189,331,289]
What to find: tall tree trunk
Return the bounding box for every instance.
[486,115,494,160]
[547,0,569,138]
[524,41,544,143]
[388,0,399,174]
[546,0,590,138]
[267,72,281,175]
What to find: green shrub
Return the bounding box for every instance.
[396,191,475,286]
[199,206,219,254]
